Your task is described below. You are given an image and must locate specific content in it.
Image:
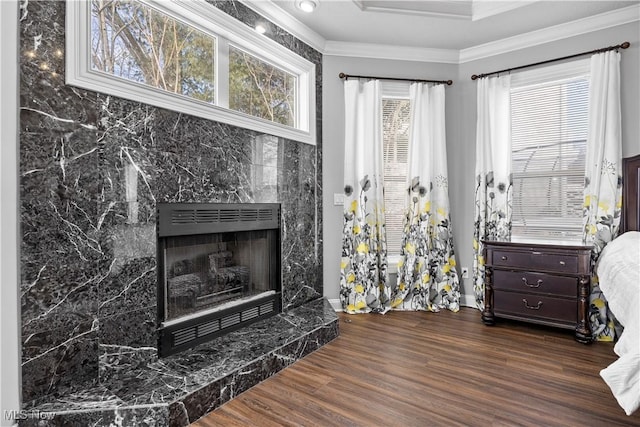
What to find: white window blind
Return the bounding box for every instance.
[382,98,410,255]
[510,74,589,241]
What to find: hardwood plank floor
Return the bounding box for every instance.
[192,307,640,426]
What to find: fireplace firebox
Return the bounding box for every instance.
[157,203,282,357]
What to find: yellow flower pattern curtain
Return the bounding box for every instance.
[340,79,390,314]
[583,51,623,341]
[473,75,512,309]
[392,83,460,311]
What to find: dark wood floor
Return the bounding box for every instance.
[193,307,640,426]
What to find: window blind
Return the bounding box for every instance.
[510,76,589,241]
[382,98,410,255]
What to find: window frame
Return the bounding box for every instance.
[509,59,590,242]
[66,0,316,145]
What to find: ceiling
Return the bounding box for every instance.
[245,0,639,60]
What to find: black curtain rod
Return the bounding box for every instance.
[339,72,453,86]
[471,41,630,80]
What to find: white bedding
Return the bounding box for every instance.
[596,231,640,415]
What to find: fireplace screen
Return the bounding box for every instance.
[157,203,281,356]
[163,229,277,321]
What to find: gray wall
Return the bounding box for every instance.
[323,21,640,306]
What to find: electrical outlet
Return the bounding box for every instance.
[461,267,469,279]
[333,193,345,206]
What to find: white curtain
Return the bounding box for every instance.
[339,79,390,314]
[473,75,512,309]
[392,83,460,311]
[583,51,623,341]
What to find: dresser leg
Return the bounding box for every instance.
[481,309,495,325]
[575,330,591,344]
[482,267,495,325]
[575,275,592,344]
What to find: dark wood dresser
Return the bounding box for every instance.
[481,240,592,343]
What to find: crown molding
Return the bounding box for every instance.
[241,0,326,52]
[324,41,460,64]
[471,1,538,21]
[241,1,638,64]
[460,3,640,63]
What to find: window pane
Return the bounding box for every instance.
[91,0,215,102]
[229,46,297,127]
[382,98,410,255]
[511,77,588,241]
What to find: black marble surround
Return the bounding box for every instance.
[19,0,329,424]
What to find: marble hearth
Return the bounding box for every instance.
[21,298,338,426]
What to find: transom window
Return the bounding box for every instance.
[510,60,590,241]
[228,45,297,127]
[68,0,315,145]
[91,0,216,102]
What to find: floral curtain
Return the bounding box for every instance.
[583,51,623,341]
[473,75,512,309]
[340,79,390,314]
[392,83,460,312]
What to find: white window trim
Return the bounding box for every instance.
[66,0,316,145]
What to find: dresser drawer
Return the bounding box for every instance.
[493,270,577,298]
[494,291,576,325]
[491,250,579,274]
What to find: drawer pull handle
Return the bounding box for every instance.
[522,278,543,288]
[522,299,543,310]
[501,256,508,261]
[559,261,566,266]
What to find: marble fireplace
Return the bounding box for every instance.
[18,1,337,425]
[157,202,282,356]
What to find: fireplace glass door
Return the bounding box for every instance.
[163,229,278,322]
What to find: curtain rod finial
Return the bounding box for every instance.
[446,80,453,85]
[471,74,479,81]
[622,41,630,49]
[339,72,346,79]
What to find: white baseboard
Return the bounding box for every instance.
[328,299,343,312]
[460,293,478,309]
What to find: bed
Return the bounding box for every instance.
[596,154,640,416]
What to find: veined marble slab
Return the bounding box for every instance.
[21,298,339,426]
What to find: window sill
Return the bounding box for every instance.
[68,70,316,145]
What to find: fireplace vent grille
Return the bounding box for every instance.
[158,203,280,237]
[170,208,274,224]
[220,312,241,329]
[161,295,280,356]
[173,328,197,347]
[260,302,274,315]
[198,320,220,336]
